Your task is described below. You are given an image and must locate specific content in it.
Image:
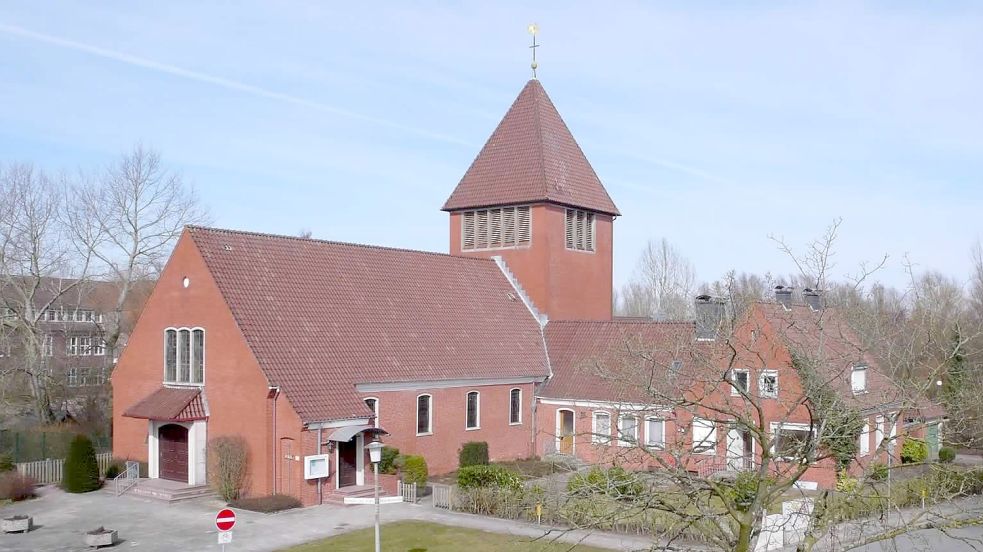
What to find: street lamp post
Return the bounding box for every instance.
[366,439,384,552]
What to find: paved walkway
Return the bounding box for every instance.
[0,485,655,551]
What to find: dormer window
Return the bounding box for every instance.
[461,206,531,250]
[851,366,867,394]
[565,209,595,251]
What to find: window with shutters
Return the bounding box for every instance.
[164,327,205,384]
[461,206,531,250]
[565,209,595,251]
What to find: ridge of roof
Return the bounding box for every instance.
[186,225,496,265]
[547,319,695,326]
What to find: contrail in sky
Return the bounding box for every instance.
[0,23,472,147]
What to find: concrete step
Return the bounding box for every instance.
[323,485,389,506]
[128,481,215,503]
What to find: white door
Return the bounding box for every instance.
[727,428,745,470]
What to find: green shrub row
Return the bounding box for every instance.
[567,466,643,500]
[457,464,522,490]
[459,441,489,468]
[395,454,428,487]
[901,438,928,464]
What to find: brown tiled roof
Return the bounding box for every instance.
[188,226,550,424]
[754,302,902,411]
[123,387,207,421]
[442,79,620,216]
[541,320,701,403]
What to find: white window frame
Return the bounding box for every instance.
[416,393,433,436]
[618,414,638,447]
[42,334,53,357]
[693,417,717,455]
[851,366,868,394]
[645,416,666,449]
[859,420,871,456]
[592,411,612,445]
[770,422,814,461]
[163,327,205,386]
[67,367,79,387]
[466,390,480,430]
[364,397,379,428]
[759,370,779,398]
[509,388,522,425]
[92,337,106,357]
[875,415,885,451]
[730,369,750,396]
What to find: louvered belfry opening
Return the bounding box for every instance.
[462,205,532,250]
[564,208,595,251]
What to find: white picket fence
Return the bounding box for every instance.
[16,452,114,485]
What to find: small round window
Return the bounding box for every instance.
[182,277,190,288]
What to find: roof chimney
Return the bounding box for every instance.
[774,286,793,309]
[802,288,823,312]
[695,294,726,340]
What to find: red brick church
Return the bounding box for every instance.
[113,78,931,505]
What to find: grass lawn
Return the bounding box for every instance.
[282,520,612,552]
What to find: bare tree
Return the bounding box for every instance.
[0,164,91,422]
[618,238,697,320]
[66,145,209,363]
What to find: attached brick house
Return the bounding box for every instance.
[113,77,935,504]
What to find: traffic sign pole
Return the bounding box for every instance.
[215,508,236,550]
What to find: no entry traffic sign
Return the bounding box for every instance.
[215,508,236,532]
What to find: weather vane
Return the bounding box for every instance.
[528,23,539,79]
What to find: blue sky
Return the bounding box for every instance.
[1,2,981,290]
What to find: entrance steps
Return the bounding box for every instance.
[126,478,215,503]
[323,485,384,506]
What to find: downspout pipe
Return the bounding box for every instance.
[268,386,280,494]
[317,426,322,505]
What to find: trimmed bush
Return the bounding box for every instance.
[458,441,489,468]
[0,472,35,501]
[398,455,428,487]
[457,465,522,490]
[230,494,301,512]
[567,466,643,500]
[0,453,15,473]
[103,459,126,480]
[379,446,400,475]
[901,438,928,464]
[62,434,101,493]
[208,436,249,502]
[938,447,956,463]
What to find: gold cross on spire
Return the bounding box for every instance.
[528,23,539,79]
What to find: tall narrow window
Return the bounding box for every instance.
[466,391,480,429]
[859,420,871,456]
[592,411,611,444]
[177,329,191,382]
[42,335,54,357]
[462,211,475,249]
[730,369,750,396]
[192,329,204,383]
[509,388,522,425]
[851,366,867,394]
[164,329,177,381]
[417,394,432,435]
[693,417,717,455]
[364,397,379,427]
[618,415,638,447]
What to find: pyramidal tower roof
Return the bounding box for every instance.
[442,79,620,216]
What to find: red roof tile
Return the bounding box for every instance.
[542,320,701,403]
[442,80,619,216]
[188,227,550,424]
[123,387,207,421]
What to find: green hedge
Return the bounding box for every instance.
[457,465,522,490]
[901,438,928,464]
[398,454,428,487]
[0,453,14,473]
[62,435,101,493]
[938,447,956,463]
[379,446,400,475]
[459,441,489,468]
